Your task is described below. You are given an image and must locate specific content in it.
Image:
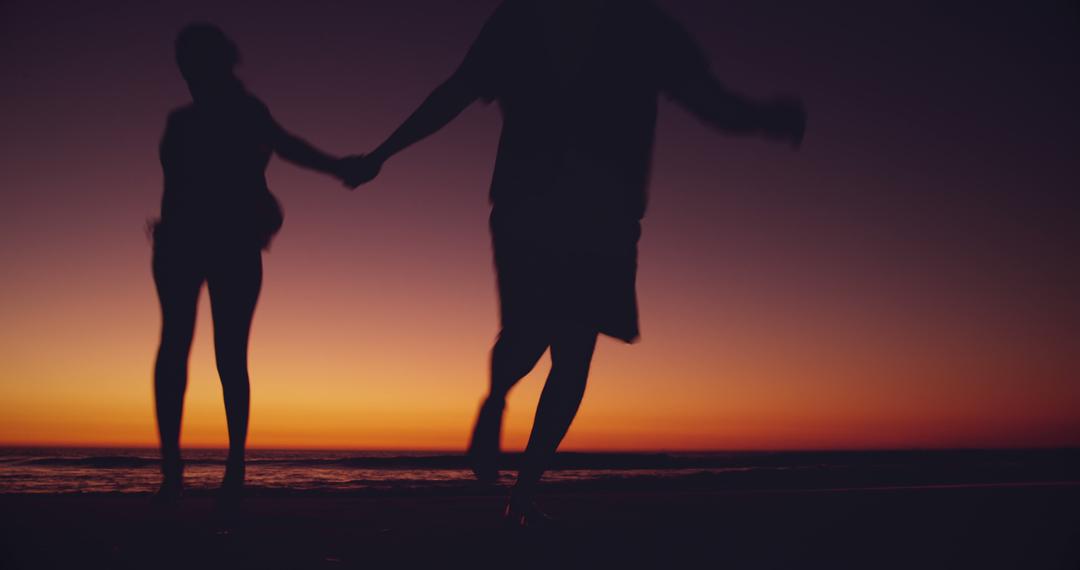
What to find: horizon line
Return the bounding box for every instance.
[1,443,1077,454]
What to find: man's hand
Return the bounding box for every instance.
[337,154,382,189]
[763,97,807,149]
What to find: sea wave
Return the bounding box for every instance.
[11,452,683,470]
[4,449,1077,471]
[0,448,1076,495]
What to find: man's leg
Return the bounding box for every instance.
[468,326,549,482]
[512,322,598,504]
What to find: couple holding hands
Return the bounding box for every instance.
[152,0,806,527]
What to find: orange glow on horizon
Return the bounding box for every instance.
[2,259,1077,451]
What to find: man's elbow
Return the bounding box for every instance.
[434,72,479,111]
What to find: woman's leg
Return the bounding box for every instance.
[468,327,549,481]
[512,323,597,504]
[206,248,262,490]
[152,250,203,491]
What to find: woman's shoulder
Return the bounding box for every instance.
[163,103,197,131]
[164,94,270,122]
[166,103,196,120]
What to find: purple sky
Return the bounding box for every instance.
[1,1,1077,449]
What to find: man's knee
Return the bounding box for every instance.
[550,362,590,391]
[551,323,598,365]
[495,326,549,360]
[492,326,549,382]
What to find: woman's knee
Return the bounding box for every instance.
[155,338,192,371]
[215,355,250,385]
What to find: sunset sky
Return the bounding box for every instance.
[1,0,1077,451]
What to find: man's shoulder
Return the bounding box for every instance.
[239,92,271,113]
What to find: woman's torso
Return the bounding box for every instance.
[157,93,276,245]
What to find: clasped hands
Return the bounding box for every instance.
[335,154,383,189]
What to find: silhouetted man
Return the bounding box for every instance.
[344,0,805,526]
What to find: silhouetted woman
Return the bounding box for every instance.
[348,0,805,525]
[153,23,349,502]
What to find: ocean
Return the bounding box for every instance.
[0,447,1075,495]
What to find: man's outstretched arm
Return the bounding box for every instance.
[654,6,806,148]
[371,73,479,166]
[341,72,478,188]
[341,2,508,187]
[668,73,806,148]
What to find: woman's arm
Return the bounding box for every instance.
[272,127,343,176]
[251,95,345,177]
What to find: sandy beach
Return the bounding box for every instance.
[2,482,1078,569]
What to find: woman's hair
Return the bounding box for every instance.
[175,22,240,78]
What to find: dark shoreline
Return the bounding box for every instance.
[3,482,1078,569]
